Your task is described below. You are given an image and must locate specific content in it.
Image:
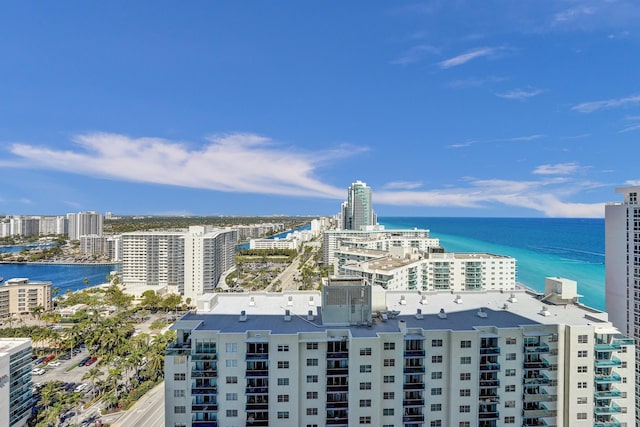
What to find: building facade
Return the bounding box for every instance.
[0,278,52,318]
[342,180,376,230]
[67,211,103,240]
[0,338,32,427]
[165,279,634,427]
[605,185,640,422]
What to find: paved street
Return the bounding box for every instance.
[108,382,165,427]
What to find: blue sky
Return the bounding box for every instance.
[1,1,639,218]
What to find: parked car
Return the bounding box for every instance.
[32,368,45,376]
[48,361,61,367]
[85,357,98,366]
[78,357,91,366]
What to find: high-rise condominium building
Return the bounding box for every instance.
[342,180,376,230]
[605,185,640,422]
[67,211,103,240]
[0,278,52,318]
[165,277,634,427]
[0,338,32,427]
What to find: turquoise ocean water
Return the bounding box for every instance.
[0,263,119,294]
[378,217,605,311]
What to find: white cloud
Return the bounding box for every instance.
[5,132,350,200]
[391,44,439,66]
[496,88,544,101]
[625,180,640,186]
[438,47,498,69]
[382,181,423,190]
[448,140,477,149]
[508,134,544,142]
[533,162,580,175]
[571,94,640,113]
[554,6,596,24]
[619,115,640,133]
[19,198,32,205]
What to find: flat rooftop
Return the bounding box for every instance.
[0,338,30,354]
[176,288,614,338]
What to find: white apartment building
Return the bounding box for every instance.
[165,277,634,427]
[9,216,40,237]
[184,226,238,302]
[606,185,640,423]
[339,249,517,292]
[38,215,67,235]
[0,278,52,318]
[67,211,103,240]
[234,223,285,240]
[0,338,32,427]
[323,228,441,266]
[249,230,314,251]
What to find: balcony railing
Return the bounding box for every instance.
[191,370,217,378]
[595,373,622,383]
[192,404,218,412]
[594,405,622,415]
[403,382,425,390]
[524,343,550,353]
[403,365,426,373]
[403,398,425,406]
[480,363,500,371]
[595,358,622,368]
[595,389,622,398]
[479,347,500,355]
[404,349,426,357]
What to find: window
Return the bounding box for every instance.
[460,373,471,380]
[225,359,237,368]
[578,381,587,389]
[360,382,372,390]
[577,397,588,404]
[307,408,318,416]
[431,372,443,380]
[225,343,237,353]
[307,358,318,366]
[432,355,443,363]
[578,335,588,344]
[383,408,395,416]
[460,340,471,348]
[505,385,516,392]
[226,409,238,417]
[383,392,395,399]
[360,347,372,356]
[431,387,442,396]
[360,365,372,373]
[578,350,588,357]
[307,391,318,399]
[577,413,588,420]
[174,406,186,414]
[360,399,372,407]
[277,394,289,402]
[360,416,372,424]
[384,358,395,367]
[578,366,588,373]
[459,422,471,427]
[506,337,517,345]
[460,405,470,413]
[459,389,470,397]
[505,416,515,424]
[174,373,185,381]
[384,342,395,350]
[174,389,185,397]
[460,356,471,364]
[277,377,289,386]
[505,369,516,376]
[278,344,289,352]
[277,411,289,419]
[307,342,318,350]
[504,400,515,408]
[506,353,516,361]
[431,339,443,347]
[226,376,238,384]
[307,375,318,383]
[226,392,238,400]
[383,375,395,383]
[430,404,442,411]
[430,422,442,427]
[278,361,290,369]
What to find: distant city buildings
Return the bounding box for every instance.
[341,180,376,230]
[0,278,52,319]
[605,185,640,422]
[235,223,285,240]
[67,211,103,241]
[0,211,104,239]
[165,277,635,427]
[0,338,32,427]
[249,229,314,251]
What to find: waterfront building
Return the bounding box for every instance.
[106,235,122,262]
[0,220,9,238]
[0,338,32,427]
[9,216,40,238]
[0,278,52,318]
[605,185,640,422]
[38,215,68,236]
[67,211,103,240]
[80,234,106,256]
[234,223,285,240]
[165,277,634,427]
[339,248,516,292]
[342,180,376,230]
[249,230,313,251]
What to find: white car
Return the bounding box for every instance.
[74,383,88,393]
[32,368,45,376]
[48,361,61,367]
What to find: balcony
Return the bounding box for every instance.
[595,389,622,398]
[191,387,217,395]
[192,423,217,427]
[524,343,550,353]
[327,399,349,409]
[595,343,621,351]
[522,409,557,418]
[404,349,426,357]
[191,369,217,378]
[326,384,348,392]
[403,415,425,423]
[479,379,500,388]
[192,354,217,361]
[595,373,622,383]
[480,363,500,372]
[245,352,268,360]
[327,367,349,376]
[524,360,550,369]
[192,404,218,412]
[595,358,622,368]
[479,347,500,355]
[246,369,269,377]
[166,341,192,355]
[403,382,425,390]
[404,365,426,374]
[594,404,622,415]
[594,418,621,427]
[403,398,425,406]
[326,351,349,359]
[478,411,499,420]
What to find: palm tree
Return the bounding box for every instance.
[82,366,104,399]
[31,305,45,326]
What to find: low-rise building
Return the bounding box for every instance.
[0,278,52,318]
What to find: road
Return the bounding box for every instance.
[108,382,165,427]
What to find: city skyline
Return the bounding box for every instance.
[2,2,640,218]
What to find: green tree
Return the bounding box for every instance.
[82,366,104,399]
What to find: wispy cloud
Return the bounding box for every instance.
[508,134,544,142]
[449,134,544,148]
[438,47,498,69]
[391,44,439,66]
[571,94,640,113]
[625,180,640,186]
[3,132,352,200]
[382,181,423,190]
[553,6,596,25]
[561,133,591,140]
[619,115,640,133]
[533,162,580,175]
[496,88,544,101]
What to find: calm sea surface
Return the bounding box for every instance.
[378,217,605,310]
[0,263,119,294]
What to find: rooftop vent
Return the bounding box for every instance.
[415,308,424,320]
[454,295,463,304]
[249,296,256,307]
[420,295,428,305]
[399,295,406,305]
[438,308,447,319]
[502,303,509,310]
[239,310,247,322]
[309,296,315,306]
[307,310,314,321]
[539,306,551,317]
[508,293,518,303]
[284,309,291,322]
[287,295,293,306]
[477,307,488,318]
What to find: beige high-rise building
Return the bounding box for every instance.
[0,278,52,318]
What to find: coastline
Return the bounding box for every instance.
[0,260,120,266]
